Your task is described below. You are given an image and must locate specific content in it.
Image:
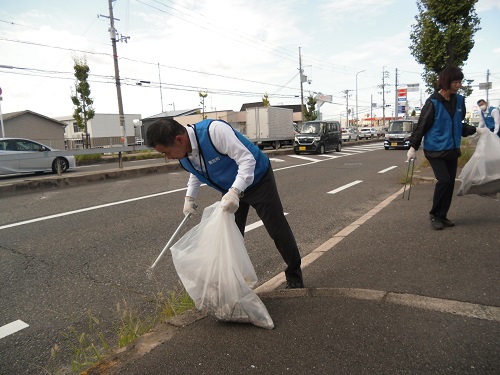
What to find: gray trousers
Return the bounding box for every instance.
[234,167,303,284]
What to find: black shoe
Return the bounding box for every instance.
[285,281,304,289]
[440,218,455,227]
[430,215,443,230]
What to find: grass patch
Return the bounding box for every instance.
[458,138,475,168]
[75,153,102,162]
[45,285,194,374]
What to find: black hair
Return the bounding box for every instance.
[437,66,464,90]
[146,118,186,147]
[477,99,486,105]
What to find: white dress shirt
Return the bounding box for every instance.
[185,120,257,198]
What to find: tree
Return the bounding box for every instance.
[262,92,270,107]
[409,0,480,94]
[198,91,208,119]
[303,95,317,121]
[71,59,95,149]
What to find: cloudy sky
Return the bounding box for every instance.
[1,0,499,122]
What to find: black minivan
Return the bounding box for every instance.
[294,120,342,154]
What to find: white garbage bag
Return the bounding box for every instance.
[170,202,274,329]
[458,130,500,197]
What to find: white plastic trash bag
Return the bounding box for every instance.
[458,130,500,197]
[170,202,274,329]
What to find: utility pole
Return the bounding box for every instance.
[394,68,398,120]
[343,89,352,127]
[299,47,305,124]
[158,63,164,113]
[106,0,128,146]
[486,69,490,104]
[379,67,390,127]
[355,70,365,126]
[370,94,373,127]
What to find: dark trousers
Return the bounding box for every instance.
[233,168,303,284]
[428,157,458,219]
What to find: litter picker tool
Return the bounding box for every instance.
[146,212,193,280]
[402,157,416,200]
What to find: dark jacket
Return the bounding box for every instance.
[409,91,475,159]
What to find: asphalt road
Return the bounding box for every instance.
[0,140,410,373]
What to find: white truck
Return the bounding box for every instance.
[245,107,295,149]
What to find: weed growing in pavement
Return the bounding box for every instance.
[45,285,194,374]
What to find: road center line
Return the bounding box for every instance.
[245,213,288,233]
[0,320,29,340]
[327,180,363,195]
[378,166,398,173]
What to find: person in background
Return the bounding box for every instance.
[146,118,304,289]
[407,65,476,230]
[477,99,500,137]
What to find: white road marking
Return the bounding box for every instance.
[317,154,342,159]
[288,155,321,162]
[327,180,363,195]
[338,149,365,153]
[0,320,29,339]
[378,166,398,173]
[330,152,355,156]
[269,158,286,162]
[245,213,289,233]
[0,187,188,230]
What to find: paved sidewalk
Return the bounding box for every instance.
[84,169,500,374]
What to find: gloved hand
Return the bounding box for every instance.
[183,196,197,216]
[406,147,416,161]
[220,188,241,214]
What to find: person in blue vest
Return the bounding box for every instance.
[407,66,476,230]
[146,118,304,288]
[477,99,500,137]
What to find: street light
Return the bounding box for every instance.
[356,70,366,126]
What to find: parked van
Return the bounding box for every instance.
[294,120,342,154]
[384,120,418,150]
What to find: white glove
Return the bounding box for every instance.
[406,147,416,161]
[220,188,241,214]
[183,196,197,216]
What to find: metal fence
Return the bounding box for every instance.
[65,136,136,150]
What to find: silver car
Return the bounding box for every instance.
[0,138,76,175]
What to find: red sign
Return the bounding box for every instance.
[398,88,407,97]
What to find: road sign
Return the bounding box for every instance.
[398,88,407,97]
[479,82,492,90]
[407,83,419,92]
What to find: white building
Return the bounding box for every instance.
[56,113,142,148]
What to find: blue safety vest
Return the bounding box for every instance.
[424,95,464,151]
[179,119,270,193]
[480,106,495,132]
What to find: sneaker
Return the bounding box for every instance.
[285,281,304,289]
[440,218,455,227]
[430,215,443,230]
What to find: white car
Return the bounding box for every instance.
[0,138,76,175]
[342,128,359,142]
[359,127,373,139]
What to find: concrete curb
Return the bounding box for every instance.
[0,163,183,198]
